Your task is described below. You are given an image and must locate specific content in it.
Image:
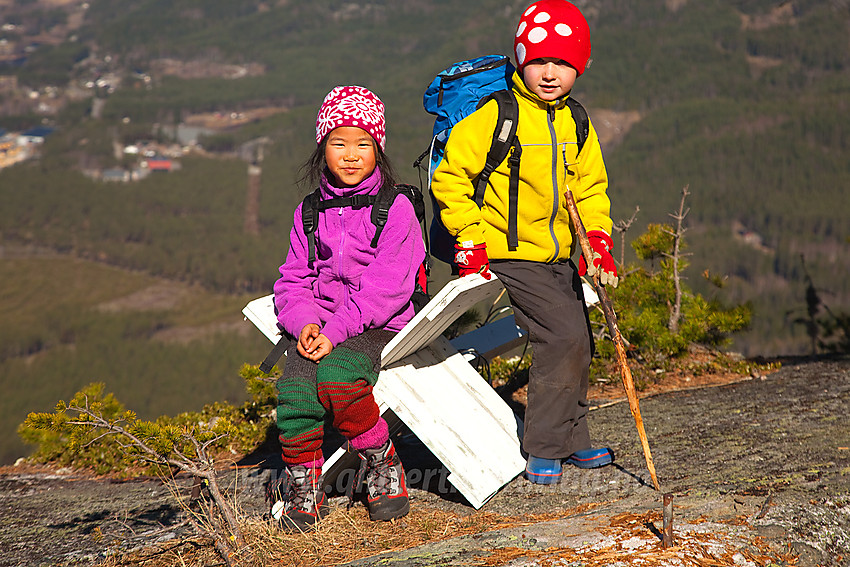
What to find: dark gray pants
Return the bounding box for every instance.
[489,260,594,459]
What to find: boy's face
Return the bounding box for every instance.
[522,57,578,101]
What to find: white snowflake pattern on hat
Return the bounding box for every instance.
[315,86,386,149]
[338,95,383,130]
[316,106,344,136]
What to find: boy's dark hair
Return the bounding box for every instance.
[298,137,398,190]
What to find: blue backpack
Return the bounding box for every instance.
[415,54,589,265]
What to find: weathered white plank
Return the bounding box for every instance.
[242,294,281,344]
[376,336,524,508]
[322,335,526,508]
[243,274,525,509]
[381,273,503,366]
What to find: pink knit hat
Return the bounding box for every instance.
[315,86,386,150]
[514,0,591,75]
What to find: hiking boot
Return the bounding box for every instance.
[565,447,614,469]
[525,455,563,484]
[353,440,410,521]
[267,465,328,532]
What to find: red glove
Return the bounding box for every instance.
[454,243,492,280]
[579,230,618,287]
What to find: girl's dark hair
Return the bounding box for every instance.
[298,136,398,191]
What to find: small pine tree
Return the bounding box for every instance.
[591,212,751,380]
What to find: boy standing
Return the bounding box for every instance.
[431,0,618,484]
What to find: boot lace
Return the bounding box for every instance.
[268,467,317,513]
[366,452,400,497]
[347,447,399,506]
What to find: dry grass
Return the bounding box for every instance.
[101,502,598,566]
[91,498,799,567]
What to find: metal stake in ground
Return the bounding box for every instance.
[662,492,674,548]
[564,188,661,491]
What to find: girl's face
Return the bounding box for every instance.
[324,126,377,187]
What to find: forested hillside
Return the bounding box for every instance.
[1,0,848,460]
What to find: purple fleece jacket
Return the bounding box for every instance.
[273,168,426,347]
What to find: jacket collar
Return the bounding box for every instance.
[320,167,383,199]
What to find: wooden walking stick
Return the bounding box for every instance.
[564,188,661,491]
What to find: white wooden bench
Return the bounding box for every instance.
[242,274,526,509]
[449,281,598,362]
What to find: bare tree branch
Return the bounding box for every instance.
[613,206,640,268]
[63,403,253,565]
[667,186,690,333]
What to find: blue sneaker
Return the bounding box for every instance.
[525,456,562,484]
[565,447,614,469]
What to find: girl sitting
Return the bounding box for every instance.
[269,86,425,531]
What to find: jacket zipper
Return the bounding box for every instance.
[547,105,560,260]
[337,208,346,295]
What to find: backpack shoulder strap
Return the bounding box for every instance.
[565,97,589,156]
[302,189,376,265]
[301,188,321,266]
[392,183,427,226]
[474,89,522,250]
[370,183,427,247]
[473,89,519,207]
[371,183,431,308]
[370,184,396,247]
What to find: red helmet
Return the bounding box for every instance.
[514,0,591,75]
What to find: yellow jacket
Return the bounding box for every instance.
[431,71,612,263]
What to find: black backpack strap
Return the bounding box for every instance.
[370,183,426,247]
[506,137,522,251]
[471,89,522,251]
[259,338,288,374]
[473,89,519,207]
[303,190,376,266]
[371,183,431,306]
[565,97,589,156]
[317,194,374,211]
[370,184,398,247]
[301,189,321,266]
[395,183,431,280]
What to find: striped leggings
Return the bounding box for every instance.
[276,329,394,465]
